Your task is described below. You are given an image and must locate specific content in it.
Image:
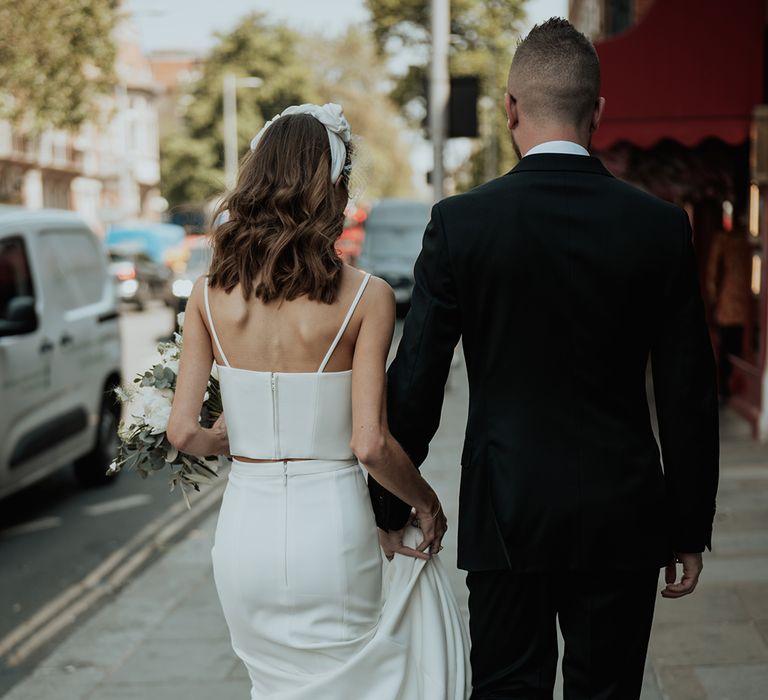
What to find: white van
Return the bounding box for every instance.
[0,208,122,498]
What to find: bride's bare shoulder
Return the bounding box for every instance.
[353,269,394,305]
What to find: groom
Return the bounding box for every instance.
[370,18,719,700]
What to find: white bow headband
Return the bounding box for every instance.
[250,103,352,183]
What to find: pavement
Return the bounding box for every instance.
[0,303,188,696]
[2,355,767,700]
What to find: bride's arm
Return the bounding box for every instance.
[351,277,445,556]
[167,278,229,457]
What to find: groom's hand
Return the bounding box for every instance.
[378,527,430,561]
[661,552,703,599]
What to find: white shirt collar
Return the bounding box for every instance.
[524,140,590,157]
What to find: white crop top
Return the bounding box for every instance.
[203,273,371,460]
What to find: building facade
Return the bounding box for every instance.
[0,17,161,234]
[570,0,768,439]
[569,0,655,39]
[148,51,203,140]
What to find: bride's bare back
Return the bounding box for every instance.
[203,265,367,374]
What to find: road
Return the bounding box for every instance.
[0,302,191,694]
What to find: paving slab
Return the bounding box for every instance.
[694,664,768,700]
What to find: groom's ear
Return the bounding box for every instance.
[590,96,606,133]
[504,92,518,131]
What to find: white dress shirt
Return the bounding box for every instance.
[524,140,590,157]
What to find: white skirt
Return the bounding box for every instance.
[211,458,471,699]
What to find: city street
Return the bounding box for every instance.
[2,323,767,698]
[1,0,766,698]
[0,303,222,695]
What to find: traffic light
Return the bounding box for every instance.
[424,76,480,139]
[448,77,479,138]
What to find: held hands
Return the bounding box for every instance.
[661,552,703,599]
[378,500,448,562]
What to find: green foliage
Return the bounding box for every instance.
[184,13,315,164]
[161,12,315,207]
[0,0,118,130]
[160,134,222,211]
[163,13,416,206]
[300,28,414,199]
[365,0,528,189]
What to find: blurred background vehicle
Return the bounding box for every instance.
[0,208,122,499]
[337,205,368,264]
[105,221,187,272]
[172,235,214,315]
[356,199,430,317]
[108,245,174,310]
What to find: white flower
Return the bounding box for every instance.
[134,386,174,435]
[107,459,120,475]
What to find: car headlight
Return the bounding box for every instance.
[120,279,139,296]
[172,278,195,298]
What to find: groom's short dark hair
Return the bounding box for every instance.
[509,18,600,127]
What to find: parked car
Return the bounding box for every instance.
[105,222,187,270]
[108,245,174,309]
[172,236,213,315]
[0,208,122,499]
[357,199,430,316]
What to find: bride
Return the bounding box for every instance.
[167,103,470,699]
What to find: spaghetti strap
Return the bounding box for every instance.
[317,273,371,373]
[203,277,230,367]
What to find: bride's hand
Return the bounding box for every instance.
[211,414,230,457]
[413,501,447,557]
[378,527,430,561]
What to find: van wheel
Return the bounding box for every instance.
[74,394,120,487]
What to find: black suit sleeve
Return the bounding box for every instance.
[651,212,719,553]
[368,204,462,531]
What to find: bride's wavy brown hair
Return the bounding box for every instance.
[208,113,351,303]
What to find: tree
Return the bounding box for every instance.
[365,0,528,189]
[162,12,315,207]
[300,28,414,200]
[160,134,222,212]
[0,0,118,130]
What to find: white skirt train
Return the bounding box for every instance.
[211,458,471,699]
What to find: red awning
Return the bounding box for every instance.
[593,0,765,151]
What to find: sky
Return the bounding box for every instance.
[128,0,569,53]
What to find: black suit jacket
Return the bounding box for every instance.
[369,153,719,572]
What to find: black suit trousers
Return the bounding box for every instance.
[467,568,659,700]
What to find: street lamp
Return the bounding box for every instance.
[223,73,264,190]
[430,0,450,202]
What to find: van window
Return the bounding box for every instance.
[0,236,35,320]
[39,230,104,310]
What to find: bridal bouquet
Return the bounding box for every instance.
[108,313,221,507]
